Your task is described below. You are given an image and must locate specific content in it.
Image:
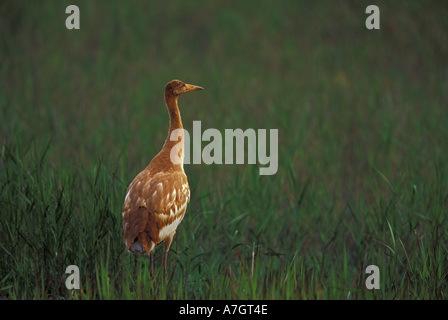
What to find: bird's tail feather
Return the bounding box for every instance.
[124,206,154,254]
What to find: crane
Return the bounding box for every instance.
[122,80,203,279]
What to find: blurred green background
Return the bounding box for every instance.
[2,1,447,192]
[0,0,447,299]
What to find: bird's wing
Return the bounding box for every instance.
[122,170,190,248]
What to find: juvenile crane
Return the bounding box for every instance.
[122,80,203,277]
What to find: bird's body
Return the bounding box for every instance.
[122,80,203,277]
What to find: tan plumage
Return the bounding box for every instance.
[122,79,203,277]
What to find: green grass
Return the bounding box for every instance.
[1,0,448,299]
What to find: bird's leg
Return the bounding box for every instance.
[163,232,175,283]
[149,251,154,277]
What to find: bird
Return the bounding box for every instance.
[122,79,203,278]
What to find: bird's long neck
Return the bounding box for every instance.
[164,94,184,143]
[161,94,185,167]
[166,95,183,130]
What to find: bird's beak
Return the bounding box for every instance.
[184,83,204,92]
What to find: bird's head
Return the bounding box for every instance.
[165,80,204,97]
